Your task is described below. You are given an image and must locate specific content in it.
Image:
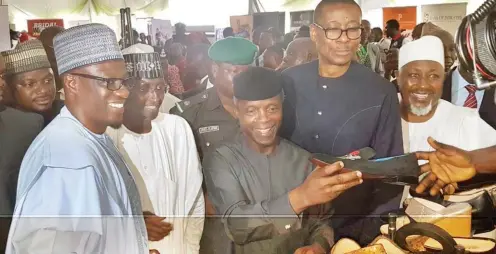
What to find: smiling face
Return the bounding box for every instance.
[10,68,56,113]
[398,60,444,119]
[66,60,130,132]
[125,77,166,121]
[311,3,362,66]
[236,94,283,149]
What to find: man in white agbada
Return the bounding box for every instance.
[7,24,148,254]
[398,35,496,162]
[106,43,204,254]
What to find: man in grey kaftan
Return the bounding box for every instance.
[203,67,363,254]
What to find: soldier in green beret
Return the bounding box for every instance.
[171,37,257,158]
[171,37,258,254]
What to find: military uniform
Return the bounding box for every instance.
[171,88,239,254]
[171,87,240,159]
[172,36,258,254]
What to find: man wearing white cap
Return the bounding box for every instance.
[107,43,204,254]
[398,35,496,160]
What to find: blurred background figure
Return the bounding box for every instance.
[9,29,19,48]
[282,31,296,49]
[276,37,317,72]
[262,45,284,70]
[257,29,277,66]
[421,22,456,72]
[168,43,186,76]
[139,33,146,44]
[39,26,65,101]
[385,19,405,49]
[187,32,210,47]
[367,27,390,76]
[412,22,426,41]
[294,25,310,39]
[183,43,211,93]
[223,27,234,38]
[166,22,188,48]
[251,26,265,47]
[361,20,371,47]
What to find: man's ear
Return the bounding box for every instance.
[310,25,318,43]
[64,74,78,95]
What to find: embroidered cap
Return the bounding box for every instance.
[1,40,51,76]
[54,23,123,74]
[122,43,163,79]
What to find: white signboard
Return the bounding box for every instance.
[0,6,10,51]
[151,19,173,47]
[421,3,467,36]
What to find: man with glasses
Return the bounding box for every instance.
[281,0,403,245]
[7,24,148,254]
[106,43,204,254]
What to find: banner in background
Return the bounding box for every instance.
[383,6,417,31]
[421,3,467,36]
[230,15,253,39]
[27,19,64,37]
[150,19,173,47]
[290,10,314,31]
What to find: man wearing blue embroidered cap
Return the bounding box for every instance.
[6,23,149,254]
[171,37,257,254]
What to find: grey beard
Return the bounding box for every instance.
[410,102,433,116]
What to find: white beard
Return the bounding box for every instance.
[410,102,433,116]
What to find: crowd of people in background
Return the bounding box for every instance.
[1,0,496,253]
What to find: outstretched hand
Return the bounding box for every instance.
[415,137,476,196]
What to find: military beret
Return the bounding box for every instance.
[208,37,258,65]
[233,67,283,101]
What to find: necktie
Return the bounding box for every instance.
[463,85,478,108]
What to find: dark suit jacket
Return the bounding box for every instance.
[443,67,496,130]
[0,107,43,252]
[443,68,496,189]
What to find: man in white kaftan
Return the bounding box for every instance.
[107,44,204,254]
[397,36,496,155]
[7,24,148,254]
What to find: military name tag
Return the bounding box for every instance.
[199,125,220,134]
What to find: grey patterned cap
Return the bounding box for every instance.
[54,23,123,75]
[1,40,51,76]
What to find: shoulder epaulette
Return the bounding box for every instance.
[173,91,209,114]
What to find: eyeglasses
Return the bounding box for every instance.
[70,73,136,91]
[313,23,362,40]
